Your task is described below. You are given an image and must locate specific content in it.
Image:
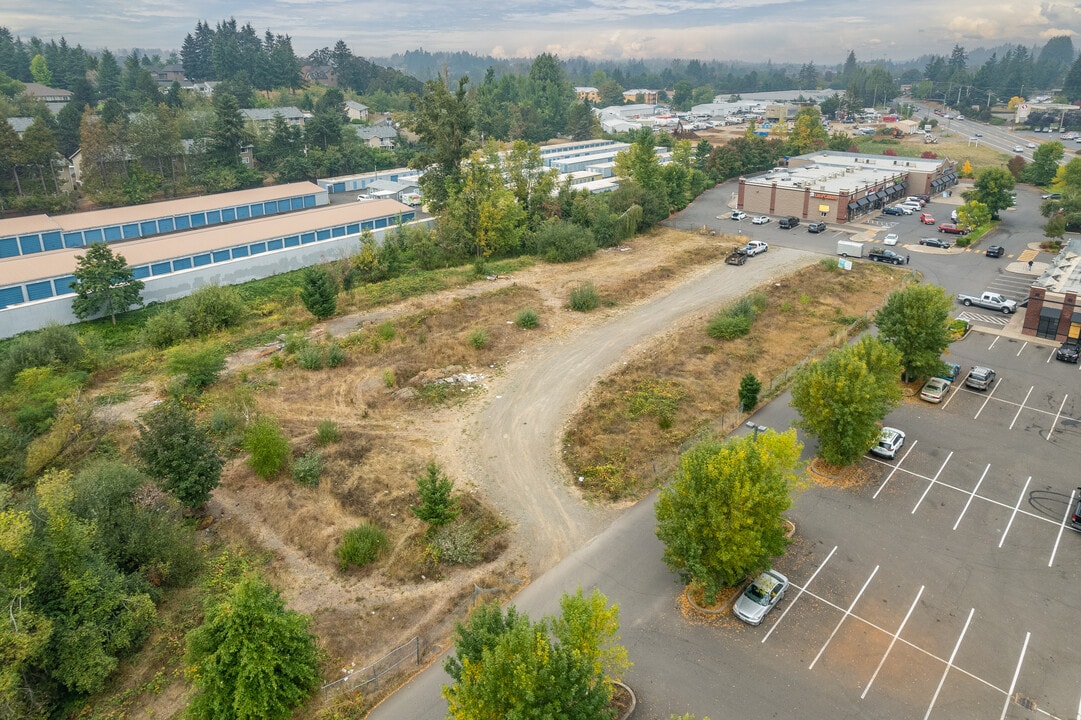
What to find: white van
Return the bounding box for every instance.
[899,201,922,212]
[905,196,926,207]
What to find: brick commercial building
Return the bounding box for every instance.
[1023,238,1081,341]
[736,151,957,224]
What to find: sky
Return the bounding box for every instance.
[2,0,1081,66]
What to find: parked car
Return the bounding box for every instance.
[965,366,996,390]
[1069,489,1081,531]
[744,240,769,256]
[883,233,899,246]
[733,570,789,625]
[920,376,951,403]
[882,205,905,216]
[919,213,935,225]
[731,210,747,221]
[807,221,826,233]
[751,215,770,225]
[778,216,800,229]
[919,237,952,249]
[937,362,961,381]
[871,427,906,459]
[1056,341,1080,363]
[1042,193,1061,200]
[938,223,969,235]
[985,245,1005,258]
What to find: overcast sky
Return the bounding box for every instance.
[3,0,1080,65]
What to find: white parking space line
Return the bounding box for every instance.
[1016,341,1029,357]
[809,565,879,670]
[923,607,975,720]
[762,545,836,644]
[1048,394,1069,441]
[861,585,925,699]
[954,387,1080,422]
[1009,386,1034,430]
[872,440,918,499]
[999,632,1030,720]
[989,336,1000,350]
[953,464,990,530]
[1047,348,1057,364]
[912,451,954,515]
[973,380,1002,420]
[1048,488,1077,568]
[941,383,960,410]
[999,476,1032,548]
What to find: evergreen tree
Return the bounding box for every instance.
[298,266,338,319]
[411,461,460,529]
[95,50,121,100]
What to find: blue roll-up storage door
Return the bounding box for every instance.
[19,235,42,254]
[159,217,175,232]
[249,242,266,254]
[212,249,230,262]
[303,195,316,207]
[84,228,103,243]
[193,253,212,267]
[222,207,236,222]
[231,246,249,258]
[206,210,221,225]
[332,226,346,237]
[267,238,283,251]
[290,197,303,210]
[140,220,158,236]
[53,276,77,294]
[332,182,345,193]
[25,281,54,301]
[42,231,62,251]
[63,232,84,248]
[250,204,263,217]
[237,205,250,219]
[347,223,360,234]
[104,226,122,241]
[284,235,299,247]
[263,201,277,215]
[172,257,192,271]
[175,215,190,229]
[0,286,25,308]
[190,213,206,228]
[132,266,150,279]
[122,223,140,238]
[150,262,171,275]
[301,232,316,244]
[1,237,20,257]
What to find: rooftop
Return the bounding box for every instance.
[1033,238,1081,295]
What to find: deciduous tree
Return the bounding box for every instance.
[70,242,144,324]
[963,166,1015,219]
[655,430,802,603]
[135,399,222,511]
[874,284,954,382]
[791,336,903,466]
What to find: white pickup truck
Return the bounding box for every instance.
[956,291,1017,314]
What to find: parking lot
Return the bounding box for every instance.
[732,328,1081,719]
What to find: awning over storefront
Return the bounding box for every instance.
[946,172,957,182]
[875,191,889,201]
[856,197,871,207]
[847,202,858,211]
[900,181,909,191]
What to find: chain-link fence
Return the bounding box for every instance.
[321,636,421,702]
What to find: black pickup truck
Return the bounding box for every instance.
[867,247,906,265]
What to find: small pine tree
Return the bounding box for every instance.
[738,373,762,411]
[299,266,338,320]
[411,461,460,529]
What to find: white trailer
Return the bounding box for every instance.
[837,239,865,257]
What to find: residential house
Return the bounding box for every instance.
[351,125,398,149]
[240,107,309,134]
[153,65,186,84]
[302,65,337,86]
[21,82,73,113]
[575,86,600,103]
[345,101,369,121]
[6,117,34,137]
[622,89,658,104]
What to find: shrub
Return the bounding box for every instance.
[315,420,340,445]
[533,219,597,263]
[0,323,86,390]
[282,332,308,355]
[243,416,290,478]
[336,523,388,570]
[180,285,245,336]
[382,369,396,388]
[469,329,488,349]
[706,314,752,340]
[166,344,227,391]
[515,309,539,329]
[819,258,840,272]
[376,322,396,342]
[428,520,481,566]
[297,344,324,370]
[568,282,599,312]
[143,309,191,349]
[627,379,686,429]
[292,450,322,487]
[325,341,345,367]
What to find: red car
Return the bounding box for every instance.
[938,223,969,235]
[920,213,935,225]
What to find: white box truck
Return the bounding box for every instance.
[837,240,865,257]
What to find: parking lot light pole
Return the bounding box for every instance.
[745,421,768,441]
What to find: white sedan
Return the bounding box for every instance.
[883,233,899,246]
[1027,141,1037,148]
[751,215,770,225]
[1012,145,1024,153]
[731,210,747,221]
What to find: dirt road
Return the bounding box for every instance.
[460,247,819,577]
